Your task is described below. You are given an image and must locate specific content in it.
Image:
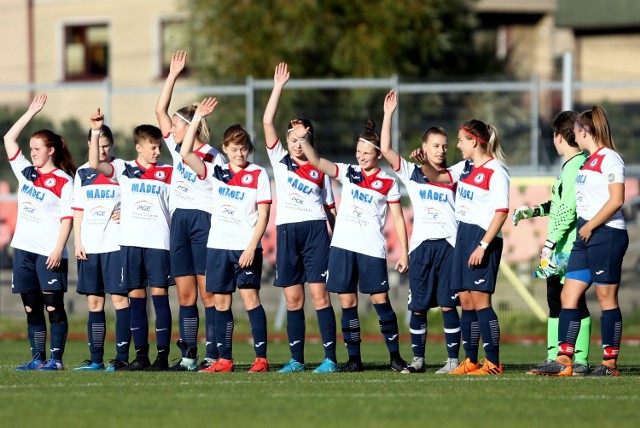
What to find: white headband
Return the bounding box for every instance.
[175,112,191,124]
[358,137,380,150]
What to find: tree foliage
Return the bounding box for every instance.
[187,0,500,80]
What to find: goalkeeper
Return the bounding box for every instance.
[512,111,592,375]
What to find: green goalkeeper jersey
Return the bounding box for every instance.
[542,150,587,255]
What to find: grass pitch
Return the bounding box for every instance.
[1,339,639,428]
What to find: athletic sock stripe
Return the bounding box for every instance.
[444,327,461,333]
[410,328,426,334]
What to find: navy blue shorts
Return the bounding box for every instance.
[274,220,331,287]
[77,251,125,295]
[120,246,174,290]
[170,208,211,277]
[566,218,628,285]
[450,223,502,294]
[206,248,263,293]
[326,247,389,294]
[12,249,68,294]
[408,239,458,311]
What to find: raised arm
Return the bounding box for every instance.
[263,62,290,148]
[296,121,337,178]
[87,109,114,176]
[155,50,187,135]
[380,90,401,171]
[388,202,409,273]
[4,93,47,158]
[179,97,218,178]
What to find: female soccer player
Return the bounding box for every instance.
[4,93,76,371]
[89,112,174,372]
[533,106,628,377]
[512,111,592,375]
[181,98,272,373]
[298,118,410,372]
[380,91,461,374]
[156,50,225,371]
[72,125,131,371]
[263,62,338,373]
[414,119,510,375]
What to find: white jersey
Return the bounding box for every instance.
[447,158,510,234]
[393,155,457,251]
[330,163,401,259]
[575,146,626,230]
[9,149,73,257]
[266,139,335,225]
[110,159,173,250]
[202,162,272,251]
[164,133,224,213]
[72,161,121,254]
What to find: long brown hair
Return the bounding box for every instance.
[31,129,77,176]
[577,105,617,151]
[175,104,211,143]
[461,119,507,165]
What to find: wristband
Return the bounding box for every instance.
[91,130,101,135]
[544,239,556,250]
[192,114,202,122]
[478,241,489,250]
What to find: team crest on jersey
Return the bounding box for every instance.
[44,177,57,188]
[473,173,485,184]
[241,174,254,185]
[371,180,383,190]
[590,158,598,167]
[155,170,166,180]
[309,169,319,180]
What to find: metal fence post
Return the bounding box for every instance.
[530,74,540,170]
[562,51,574,112]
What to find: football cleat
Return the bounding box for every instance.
[248,357,269,373]
[15,357,45,371]
[336,360,364,372]
[572,362,591,376]
[197,358,217,371]
[144,357,169,372]
[278,358,305,373]
[105,359,128,372]
[468,359,503,375]
[587,363,620,377]
[531,355,573,376]
[199,358,234,373]
[72,360,105,371]
[435,358,459,374]
[401,357,425,374]
[121,357,151,371]
[39,358,64,371]
[448,358,480,375]
[390,356,408,372]
[313,358,337,373]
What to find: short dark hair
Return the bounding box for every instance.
[133,124,163,145]
[551,111,578,148]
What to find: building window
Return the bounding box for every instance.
[64,25,109,81]
[161,19,189,76]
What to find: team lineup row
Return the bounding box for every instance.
[4,52,628,377]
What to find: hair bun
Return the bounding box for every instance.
[365,119,376,132]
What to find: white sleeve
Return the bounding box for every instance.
[394,156,412,184]
[257,168,272,204]
[490,167,510,211]
[60,177,74,220]
[8,150,31,179]
[333,163,348,183]
[387,180,402,203]
[447,160,466,183]
[322,174,335,206]
[266,140,287,167]
[604,155,625,184]
[72,171,83,210]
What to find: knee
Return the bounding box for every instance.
[43,293,67,324]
